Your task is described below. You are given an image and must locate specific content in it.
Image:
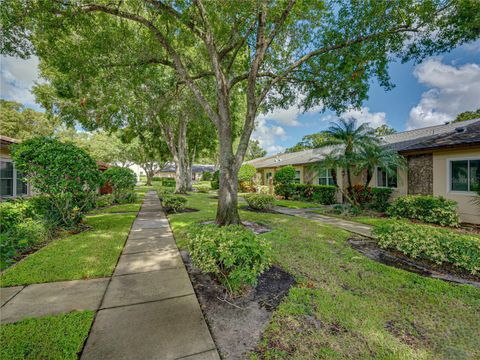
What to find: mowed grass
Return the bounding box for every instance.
[0,210,136,287]
[165,190,480,359]
[275,198,324,209]
[0,311,94,359]
[87,202,141,215]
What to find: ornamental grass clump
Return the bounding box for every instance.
[187,224,272,294]
[244,194,276,211]
[373,220,480,274]
[387,195,459,226]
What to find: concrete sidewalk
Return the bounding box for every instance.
[1,191,219,360]
[81,191,219,360]
[274,206,374,238]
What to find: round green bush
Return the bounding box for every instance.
[210,170,220,190]
[244,194,276,211]
[162,195,187,212]
[95,194,115,208]
[195,185,210,193]
[201,171,212,181]
[187,224,272,294]
[273,166,296,199]
[103,167,137,203]
[11,137,101,227]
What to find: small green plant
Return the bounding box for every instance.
[244,194,276,211]
[274,166,296,199]
[161,178,176,187]
[238,164,257,192]
[195,185,210,193]
[388,195,459,226]
[103,167,137,203]
[201,171,213,181]
[293,184,336,204]
[370,187,394,212]
[210,170,220,190]
[95,194,115,208]
[162,195,188,213]
[373,220,480,274]
[255,185,270,194]
[187,224,272,294]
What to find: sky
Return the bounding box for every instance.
[1,40,479,155]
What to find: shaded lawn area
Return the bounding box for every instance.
[87,202,141,215]
[168,192,480,359]
[0,210,136,287]
[275,198,324,209]
[0,311,94,359]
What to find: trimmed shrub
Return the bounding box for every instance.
[293,184,336,205]
[211,170,220,190]
[373,220,480,274]
[195,185,210,193]
[244,194,276,211]
[11,137,101,227]
[187,224,272,293]
[162,195,187,213]
[95,194,115,208]
[201,171,212,181]
[103,167,137,203]
[387,195,459,227]
[274,166,296,199]
[238,164,257,192]
[161,178,176,187]
[370,187,394,212]
[348,185,393,212]
[116,191,137,204]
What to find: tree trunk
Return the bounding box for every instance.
[174,154,188,194]
[216,110,241,226]
[146,172,153,186]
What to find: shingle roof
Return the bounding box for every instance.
[246,118,480,169]
[159,163,215,173]
[399,120,480,152]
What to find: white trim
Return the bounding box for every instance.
[0,158,30,198]
[446,157,480,195]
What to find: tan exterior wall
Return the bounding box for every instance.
[431,147,480,224]
[368,168,408,199]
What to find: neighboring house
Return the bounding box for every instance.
[246,119,480,224]
[0,135,30,198]
[155,163,215,180]
[0,135,113,198]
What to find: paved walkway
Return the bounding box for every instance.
[1,191,219,360]
[274,206,374,238]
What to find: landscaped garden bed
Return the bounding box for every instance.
[167,191,480,359]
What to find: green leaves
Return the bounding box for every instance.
[374,220,480,274]
[244,194,276,211]
[187,224,272,294]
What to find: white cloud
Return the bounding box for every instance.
[407,58,480,129]
[251,117,287,154]
[259,97,323,127]
[321,106,387,128]
[0,55,40,107]
[463,39,480,53]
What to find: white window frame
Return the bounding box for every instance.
[0,158,29,198]
[447,157,480,195]
[318,169,335,186]
[376,167,398,189]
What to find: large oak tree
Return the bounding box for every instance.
[2,0,478,224]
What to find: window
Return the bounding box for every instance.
[376,167,397,188]
[318,169,335,186]
[294,170,301,184]
[265,172,273,184]
[0,160,28,197]
[450,159,480,192]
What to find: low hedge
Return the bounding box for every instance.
[161,178,176,187]
[373,220,480,274]
[349,185,394,212]
[187,224,272,294]
[195,185,210,193]
[387,195,459,227]
[244,194,276,211]
[210,170,220,190]
[292,184,336,205]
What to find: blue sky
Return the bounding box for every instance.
[1,40,479,154]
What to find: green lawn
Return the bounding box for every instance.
[0,210,136,287]
[167,191,480,359]
[275,198,324,209]
[0,311,94,359]
[88,202,141,214]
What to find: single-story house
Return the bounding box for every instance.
[246,119,480,224]
[155,163,215,180]
[1,135,113,198]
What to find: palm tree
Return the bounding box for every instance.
[355,143,406,187]
[320,118,377,189]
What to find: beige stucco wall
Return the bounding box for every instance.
[432,147,480,224]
